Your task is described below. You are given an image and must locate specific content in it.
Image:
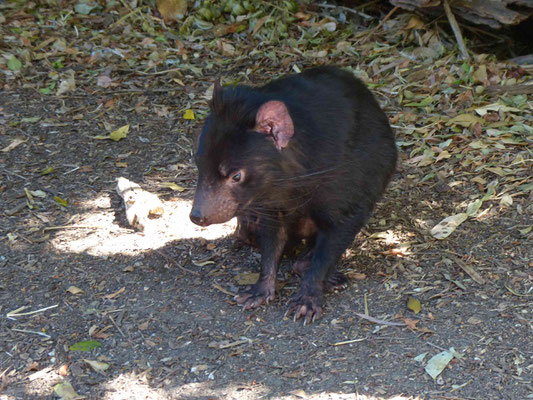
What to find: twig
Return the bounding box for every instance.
[426,341,448,352]
[360,6,399,44]
[212,283,237,297]
[7,304,58,318]
[446,253,485,285]
[443,0,470,60]
[318,3,373,20]
[154,249,200,275]
[504,285,533,297]
[354,312,406,326]
[331,337,367,346]
[43,225,99,232]
[11,328,52,338]
[108,315,126,337]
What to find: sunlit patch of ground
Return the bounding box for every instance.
[50,194,237,256]
[4,367,423,400]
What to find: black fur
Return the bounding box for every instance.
[190,66,397,322]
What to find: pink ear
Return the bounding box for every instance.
[254,101,294,150]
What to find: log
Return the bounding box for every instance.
[390,0,533,28]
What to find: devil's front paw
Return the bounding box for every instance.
[235,278,275,310]
[324,270,348,292]
[286,286,324,325]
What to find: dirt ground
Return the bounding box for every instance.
[1,86,531,400]
[1,3,532,400]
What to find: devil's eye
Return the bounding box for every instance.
[231,172,242,183]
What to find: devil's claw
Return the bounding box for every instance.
[235,279,275,310]
[287,288,323,324]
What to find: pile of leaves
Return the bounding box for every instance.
[2,1,531,239]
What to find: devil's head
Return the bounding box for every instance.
[189,81,295,227]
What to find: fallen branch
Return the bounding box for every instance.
[443,0,470,60]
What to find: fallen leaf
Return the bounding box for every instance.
[83,359,110,373]
[109,125,129,141]
[190,364,208,373]
[74,1,97,15]
[69,340,101,352]
[290,389,308,398]
[191,260,215,267]
[430,213,468,239]
[183,109,195,120]
[160,182,185,191]
[66,286,83,295]
[54,196,68,207]
[467,316,482,325]
[425,348,455,379]
[30,190,47,198]
[94,124,129,141]
[8,55,22,71]
[475,103,521,116]
[1,138,26,152]
[138,320,150,330]
[157,0,187,22]
[252,16,268,35]
[105,287,125,299]
[53,381,82,400]
[346,272,367,280]
[472,65,487,83]
[58,364,69,376]
[405,15,425,30]
[57,70,76,95]
[499,194,513,207]
[466,199,483,216]
[407,297,421,314]
[403,318,419,330]
[235,273,259,285]
[41,166,55,175]
[446,114,484,128]
[97,75,113,88]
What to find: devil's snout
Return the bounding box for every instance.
[189,208,210,226]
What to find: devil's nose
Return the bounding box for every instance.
[190,209,209,226]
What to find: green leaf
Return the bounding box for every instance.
[8,56,22,71]
[69,340,101,351]
[407,297,421,314]
[41,166,55,175]
[54,195,68,207]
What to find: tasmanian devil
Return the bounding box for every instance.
[190,66,397,324]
